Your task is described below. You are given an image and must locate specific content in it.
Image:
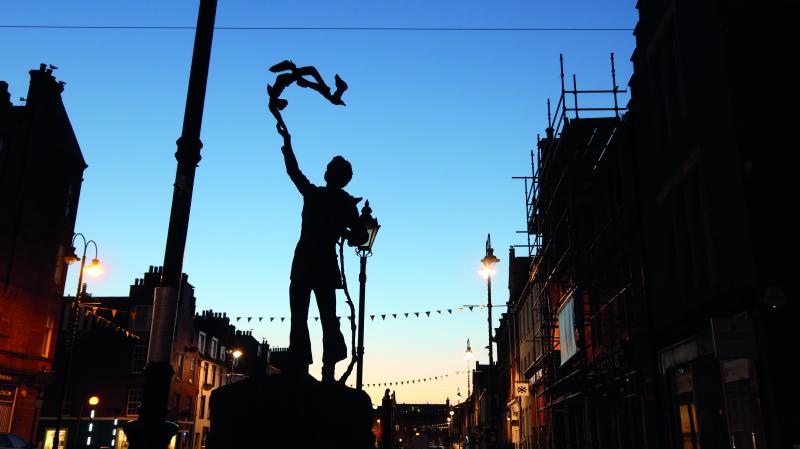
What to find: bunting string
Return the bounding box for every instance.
[79,305,143,340]
[233,304,494,323]
[345,368,472,389]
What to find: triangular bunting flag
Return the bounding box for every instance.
[281,317,285,322]
[381,315,386,320]
[370,315,375,321]
[425,311,431,317]
[315,317,319,321]
[392,314,397,319]
[92,307,98,314]
[468,306,474,311]
[247,317,252,322]
[404,313,409,318]
[448,309,452,314]
[259,317,263,322]
[131,312,137,320]
[437,310,442,314]
[236,317,241,321]
[111,310,118,317]
[337,316,341,321]
[270,317,275,322]
[414,312,419,317]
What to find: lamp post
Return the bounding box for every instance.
[231,349,242,382]
[356,200,380,390]
[125,1,217,448]
[478,234,500,448]
[463,339,473,397]
[53,233,104,449]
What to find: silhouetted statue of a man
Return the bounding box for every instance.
[277,124,367,381]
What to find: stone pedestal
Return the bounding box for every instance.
[207,373,374,449]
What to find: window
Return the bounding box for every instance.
[184,396,192,419]
[126,389,143,416]
[175,353,184,380]
[198,395,206,419]
[218,368,224,387]
[41,313,56,357]
[174,394,180,413]
[131,345,148,373]
[203,362,209,385]
[188,357,196,384]
[201,427,209,449]
[130,306,152,332]
[211,366,217,387]
[210,337,219,359]
[219,346,226,362]
[197,332,207,354]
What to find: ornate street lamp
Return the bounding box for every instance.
[53,233,105,449]
[356,200,380,390]
[464,339,473,397]
[478,234,499,448]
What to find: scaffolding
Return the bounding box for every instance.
[513,53,629,449]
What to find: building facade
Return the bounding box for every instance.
[630,1,798,447]
[495,1,798,448]
[37,266,198,449]
[192,310,235,449]
[0,65,86,443]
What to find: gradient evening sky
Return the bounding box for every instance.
[2,0,636,404]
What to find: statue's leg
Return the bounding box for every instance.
[289,281,314,368]
[314,286,347,365]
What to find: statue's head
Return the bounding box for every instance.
[325,155,353,188]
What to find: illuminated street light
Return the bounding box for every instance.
[54,233,105,449]
[88,396,100,406]
[478,234,499,447]
[464,339,474,362]
[84,258,105,277]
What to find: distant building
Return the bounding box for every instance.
[193,310,235,449]
[375,393,449,449]
[0,65,86,442]
[37,266,198,449]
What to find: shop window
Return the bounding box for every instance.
[131,345,148,373]
[41,313,56,357]
[210,337,218,359]
[126,389,143,416]
[188,357,196,384]
[175,353,184,380]
[198,332,207,354]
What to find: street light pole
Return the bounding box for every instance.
[124,1,218,448]
[479,234,500,448]
[356,201,379,390]
[54,233,103,449]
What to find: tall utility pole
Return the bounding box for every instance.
[123,1,217,448]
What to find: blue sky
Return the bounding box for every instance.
[2,0,637,403]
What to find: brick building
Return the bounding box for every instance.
[38,266,198,449]
[0,65,86,442]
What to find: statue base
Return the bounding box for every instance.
[207,373,374,449]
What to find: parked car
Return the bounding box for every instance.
[0,433,31,449]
